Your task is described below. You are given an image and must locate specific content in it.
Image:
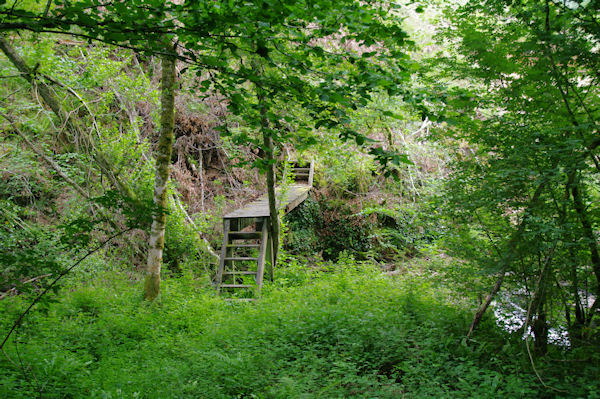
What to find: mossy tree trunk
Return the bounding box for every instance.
[144,53,176,301]
[0,36,65,124]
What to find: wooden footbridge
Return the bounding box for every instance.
[215,161,314,297]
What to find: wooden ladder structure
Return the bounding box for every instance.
[215,161,314,298]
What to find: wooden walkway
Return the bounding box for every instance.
[215,161,314,297]
[223,184,311,219]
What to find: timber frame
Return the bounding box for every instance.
[215,160,314,298]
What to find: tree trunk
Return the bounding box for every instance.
[466,269,506,340]
[144,53,176,301]
[466,182,545,341]
[0,36,65,125]
[529,255,552,354]
[260,99,279,268]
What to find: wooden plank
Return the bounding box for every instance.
[225,224,235,282]
[224,183,311,219]
[220,284,253,288]
[285,189,309,214]
[281,185,310,213]
[218,160,315,295]
[216,219,230,292]
[223,271,257,275]
[255,218,268,290]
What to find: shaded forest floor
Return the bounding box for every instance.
[1,259,597,399]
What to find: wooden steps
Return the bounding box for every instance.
[215,217,270,297]
[290,162,314,186]
[216,160,314,298]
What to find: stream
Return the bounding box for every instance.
[491,289,596,348]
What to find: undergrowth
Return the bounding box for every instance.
[0,263,598,398]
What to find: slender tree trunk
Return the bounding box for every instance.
[0,36,64,122]
[252,50,279,269]
[259,96,279,268]
[466,182,545,341]
[144,53,176,301]
[467,269,506,340]
[529,253,552,354]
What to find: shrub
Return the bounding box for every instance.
[316,198,372,260]
[284,196,321,255]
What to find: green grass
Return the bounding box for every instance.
[0,262,598,398]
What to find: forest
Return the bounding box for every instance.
[0,0,599,397]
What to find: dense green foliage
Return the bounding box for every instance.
[0,0,415,163]
[428,0,600,352]
[1,0,600,397]
[2,263,598,398]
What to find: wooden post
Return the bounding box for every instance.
[229,218,239,281]
[256,219,269,290]
[267,229,275,281]
[216,219,230,292]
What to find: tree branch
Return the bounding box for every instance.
[0,227,133,351]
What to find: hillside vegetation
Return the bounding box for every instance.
[1,0,599,397]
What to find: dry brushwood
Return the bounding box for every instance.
[171,98,262,216]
